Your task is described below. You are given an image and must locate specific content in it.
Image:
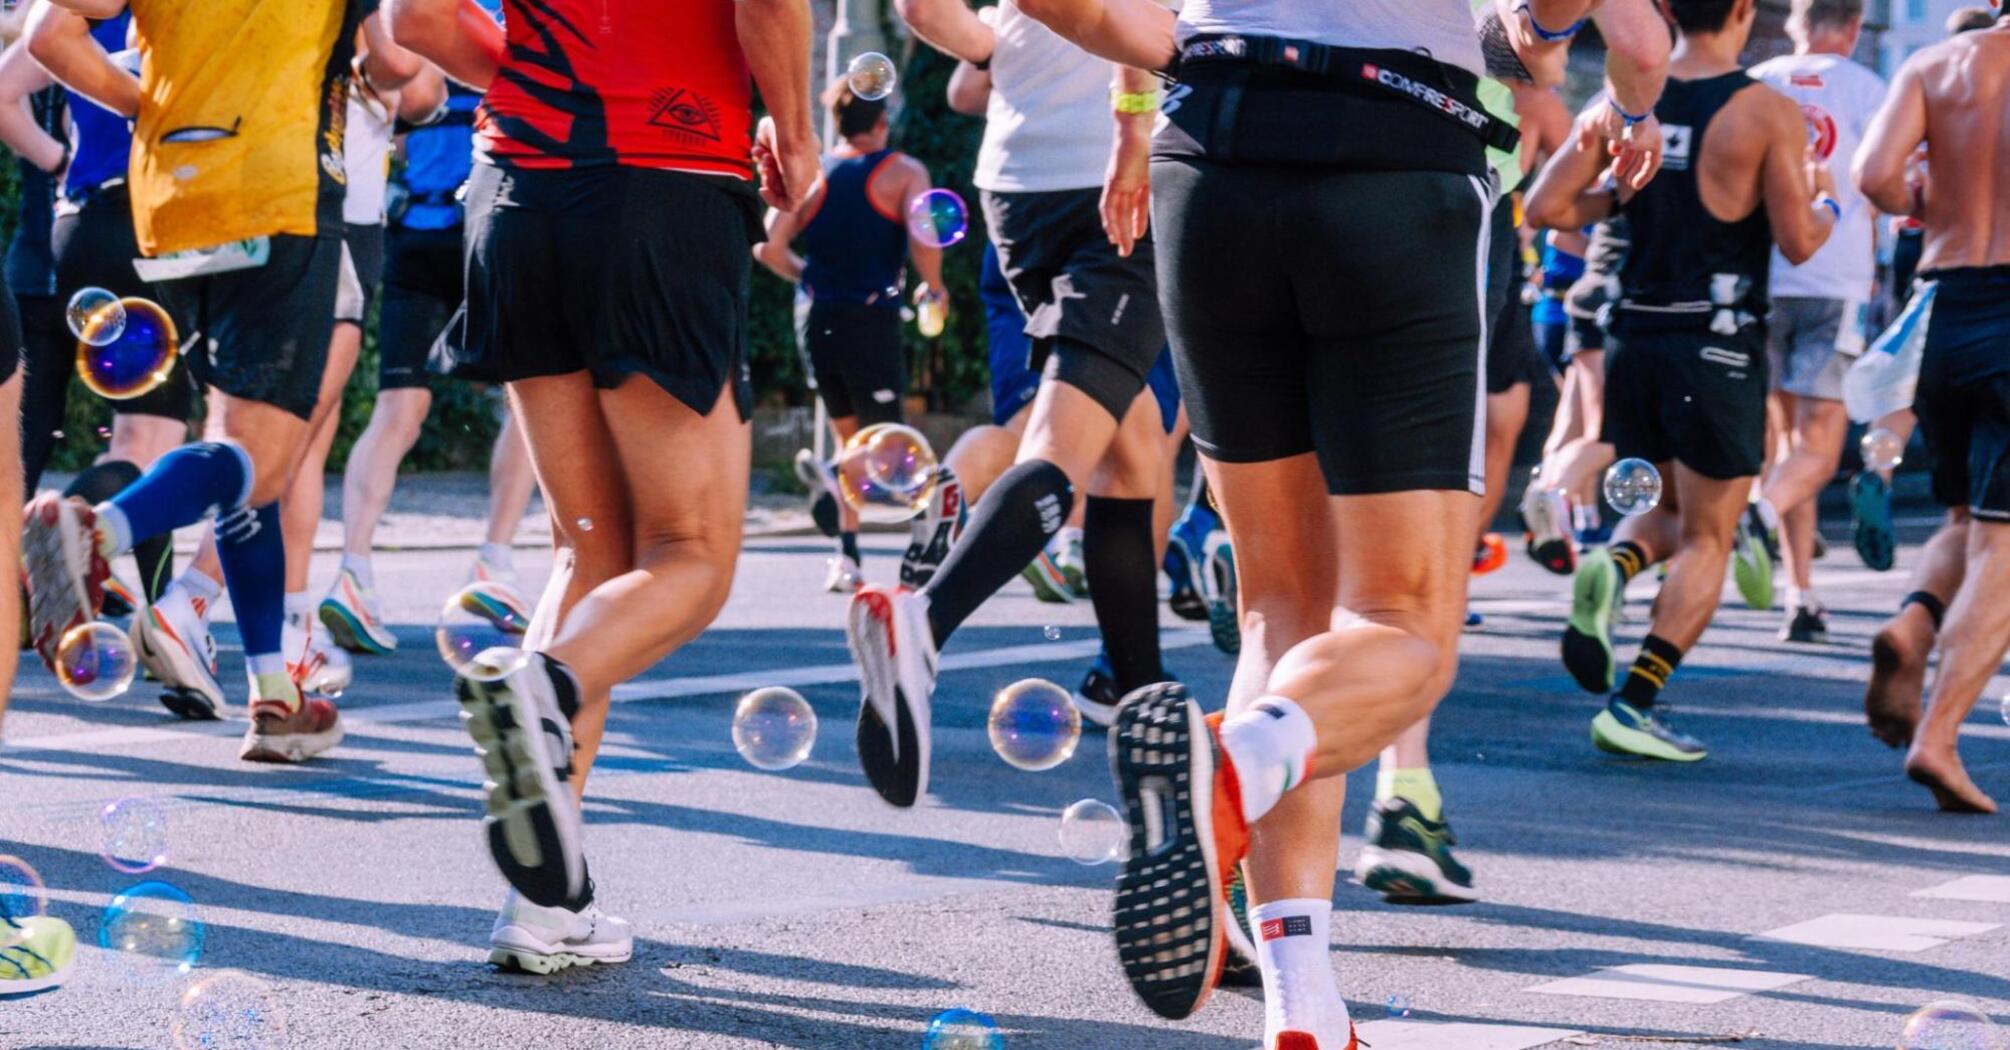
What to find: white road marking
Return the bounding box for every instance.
[1912,875,2010,904]
[1353,1021,1582,1049]
[1527,964,1811,1004]
[1754,913,1999,952]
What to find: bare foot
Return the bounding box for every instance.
[1865,620,1929,748]
[1905,744,1998,814]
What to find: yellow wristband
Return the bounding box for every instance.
[1111,89,1161,115]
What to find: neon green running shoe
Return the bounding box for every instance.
[1732,503,1778,611]
[1562,549,1622,693]
[1591,697,1708,762]
[0,916,76,996]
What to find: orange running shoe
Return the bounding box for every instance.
[1109,683,1250,1020]
[1274,1027,1359,1050]
[1472,532,1509,575]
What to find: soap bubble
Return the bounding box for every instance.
[846,51,897,101]
[1899,1000,2002,1050]
[835,423,939,525]
[172,970,288,1050]
[67,286,125,346]
[987,678,1080,772]
[100,796,170,875]
[907,188,968,249]
[1602,457,1663,516]
[55,620,138,701]
[436,581,530,673]
[1861,427,1905,472]
[1057,799,1124,865]
[100,880,205,983]
[0,856,47,948]
[732,687,817,771]
[923,1008,1004,1049]
[76,297,177,399]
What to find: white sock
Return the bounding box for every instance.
[283,590,315,626]
[340,552,375,590]
[174,568,222,607]
[94,502,133,557]
[1216,695,1316,825]
[1755,496,1781,534]
[477,542,515,570]
[1250,899,1349,1048]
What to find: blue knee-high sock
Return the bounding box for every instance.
[216,503,286,669]
[102,442,252,554]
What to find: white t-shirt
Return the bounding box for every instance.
[1750,52,1887,301]
[974,0,1115,194]
[1180,0,1482,76]
[342,86,396,225]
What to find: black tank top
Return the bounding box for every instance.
[799,148,908,308]
[1619,71,1772,313]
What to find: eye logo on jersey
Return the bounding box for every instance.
[1660,124,1693,172]
[1800,104,1838,161]
[647,86,722,143]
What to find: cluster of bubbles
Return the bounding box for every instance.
[69,287,180,400]
[171,970,288,1050]
[100,880,206,983]
[1602,457,1663,516]
[987,679,1081,772]
[101,796,171,875]
[731,686,818,771]
[846,51,897,101]
[55,621,139,702]
[1861,426,1906,472]
[1899,1000,2002,1050]
[835,423,940,524]
[0,855,47,949]
[1056,799,1124,865]
[908,189,968,250]
[436,581,532,674]
[923,1008,1004,1049]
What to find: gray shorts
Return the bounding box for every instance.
[1767,296,1864,401]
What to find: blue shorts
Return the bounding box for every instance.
[1146,345,1179,433]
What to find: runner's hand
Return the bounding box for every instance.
[1101,121,1152,257]
[1579,106,1662,190]
[754,116,822,212]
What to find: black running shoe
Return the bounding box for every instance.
[1354,798,1476,904]
[1850,472,1895,572]
[1780,604,1829,644]
[1073,656,1119,729]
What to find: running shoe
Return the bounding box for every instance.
[899,466,965,589]
[240,688,344,763]
[1732,501,1779,611]
[1780,604,1829,645]
[1519,483,1576,575]
[1354,797,1477,904]
[823,554,864,594]
[132,588,227,721]
[468,553,520,590]
[1590,696,1707,762]
[1109,683,1247,1021]
[0,916,76,997]
[1073,653,1120,729]
[1849,472,1896,572]
[1168,498,1221,573]
[488,887,632,974]
[1471,533,1508,575]
[1163,529,1210,623]
[1561,549,1622,693]
[1020,546,1075,604]
[100,576,136,619]
[1056,530,1088,597]
[21,493,110,671]
[318,567,398,654]
[1203,534,1239,656]
[1218,867,1262,989]
[457,649,585,907]
[283,619,353,698]
[848,585,938,808]
[795,448,841,539]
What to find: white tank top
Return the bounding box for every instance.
[1179,0,1483,76]
[342,85,396,225]
[1749,52,1888,301]
[974,0,1116,194]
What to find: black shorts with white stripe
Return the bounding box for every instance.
[1600,307,1770,481]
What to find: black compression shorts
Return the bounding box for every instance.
[1153,157,1490,496]
[798,297,905,425]
[336,221,385,325]
[377,225,462,391]
[1915,266,2010,522]
[444,163,758,421]
[157,233,338,422]
[1483,199,1546,395]
[1601,309,1769,480]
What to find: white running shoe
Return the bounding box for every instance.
[1520,479,1576,575]
[847,585,937,808]
[131,586,228,721]
[456,648,586,908]
[21,493,111,671]
[823,553,864,594]
[468,554,520,591]
[318,568,398,654]
[488,889,632,974]
[282,619,352,697]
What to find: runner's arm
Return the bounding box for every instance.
[360,11,425,92]
[946,60,992,116]
[384,0,504,91]
[395,65,449,125]
[893,0,997,65]
[1015,0,1177,71]
[1101,64,1154,258]
[1854,61,1928,218]
[0,41,63,175]
[753,205,807,284]
[898,158,948,308]
[742,0,819,212]
[43,0,123,19]
[1761,91,1836,266]
[25,1,136,118]
[1524,110,1620,231]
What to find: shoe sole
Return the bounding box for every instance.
[489,925,632,974]
[456,673,584,908]
[848,590,930,808]
[1850,475,1896,572]
[130,607,226,720]
[1732,520,1775,611]
[0,962,73,996]
[1590,710,1706,763]
[1111,685,1224,1021]
[1562,557,1618,693]
[318,601,395,656]
[23,497,107,671]
[1355,844,1479,904]
[239,719,344,763]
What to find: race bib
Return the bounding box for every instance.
[132,237,270,283]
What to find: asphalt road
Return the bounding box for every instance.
[1,516,2006,1050]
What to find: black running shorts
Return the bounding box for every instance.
[798,297,905,425]
[335,221,385,325]
[157,233,340,422]
[1152,157,1490,496]
[1914,266,2010,522]
[1600,309,1769,480]
[376,225,462,391]
[445,163,759,421]
[50,183,194,421]
[980,187,1164,422]
[1483,199,1547,395]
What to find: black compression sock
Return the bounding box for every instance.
[1610,540,1649,584]
[64,460,174,601]
[840,532,861,563]
[1902,590,1946,632]
[1617,633,1683,709]
[922,459,1073,645]
[1084,497,1163,692]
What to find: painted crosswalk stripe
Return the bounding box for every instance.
[1353,1021,1582,1050]
[1527,964,1810,1004]
[1913,876,2010,904]
[1754,913,1999,952]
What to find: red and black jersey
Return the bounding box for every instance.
[476,0,752,178]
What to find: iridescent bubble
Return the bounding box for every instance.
[846,51,897,101]
[55,620,138,702]
[923,1008,1004,1050]
[100,880,205,983]
[987,678,1080,772]
[1861,427,1906,472]
[731,686,817,771]
[435,581,531,673]
[76,297,176,399]
[1042,626,1061,642]
[1386,993,1413,1019]
[835,422,939,525]
[172,970,288,1050]
[1602,457,1663,516]
[907,188,968,249]
[0,855,47,949]
[1900,1000,2002,1050]
[67,286,126,346]
[1057,799,1124,865]
[100,796,170,875]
